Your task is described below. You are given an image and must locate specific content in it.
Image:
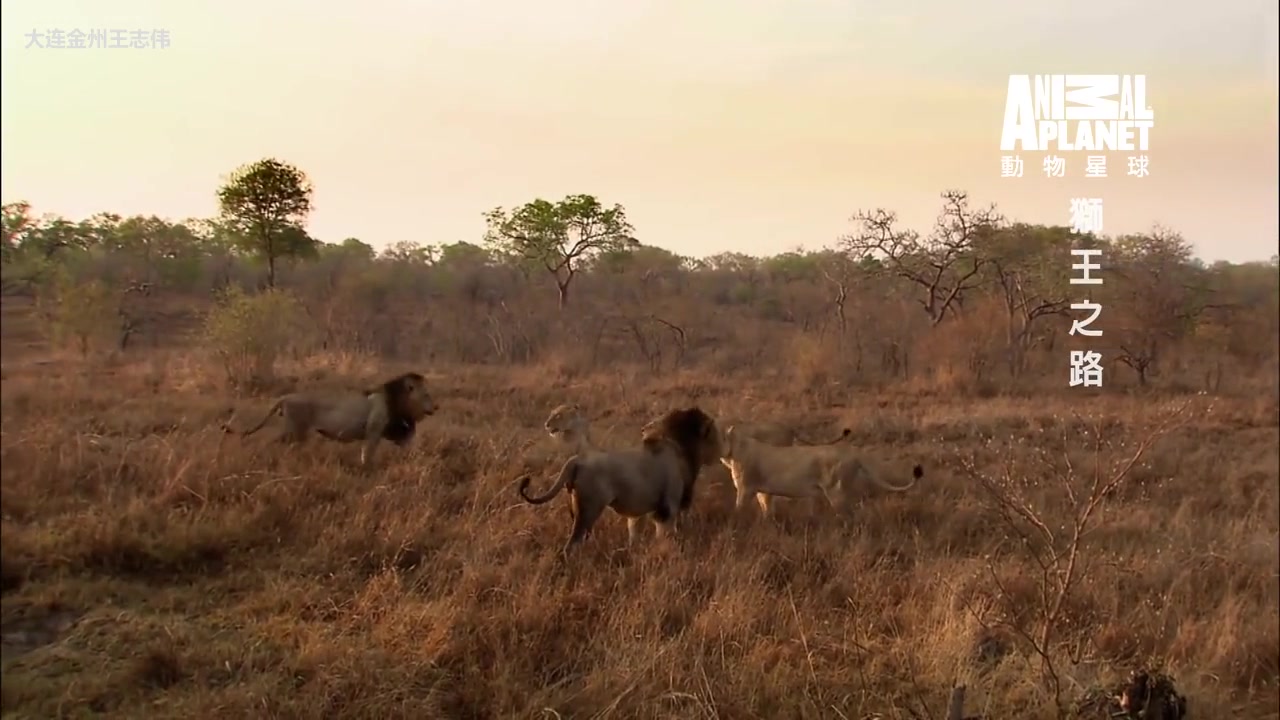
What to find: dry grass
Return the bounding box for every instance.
[1,347,1277,719]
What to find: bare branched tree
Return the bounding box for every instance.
[820,262,850,340]
[841,190,1002,326]
[982,224,1073,377]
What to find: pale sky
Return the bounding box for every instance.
[2,0,1277,263]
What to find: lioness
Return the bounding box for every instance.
[517,406,722,555]
[223,371,436,469]
[719,424,923,518]
[543,403,599,455]
[542,404,610,519]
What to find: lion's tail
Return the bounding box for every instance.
[518,457,579,505]
[820,427,853,445]
[872,463,924,492]
[223,397,285,437]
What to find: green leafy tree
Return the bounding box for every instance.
[335,237,375,261]
[762,250,822,282]
[216,158,315,287]
[82,212,123,250]
[705,252,759,274]
[1108,227,1210,385]
[0,208,97,293]
[379,241,435,264]
[437,240,492,266]
[593,244,682,276]
[1,202,55,293]
[2,201,37,263]
[483,194,637,309]
[275,225,320,263]
[27,216,93,260]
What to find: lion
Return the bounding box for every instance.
[542,403,600,455]
[641,416,851,448]
[516,406,723,555]
[640,415,851,492]
[541,403,611,519]
[222,371,436,469]
[719,424,923,518]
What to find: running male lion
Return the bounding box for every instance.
[719,424,923,518]
[516,406,722,555]
[222,371,436,469]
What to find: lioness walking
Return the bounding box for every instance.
[719,424,923,518]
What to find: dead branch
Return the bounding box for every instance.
[957,396,1202,716]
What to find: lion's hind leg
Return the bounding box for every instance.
[649,486,681,547]
[652,516,675,544]
[563,493,608,556]
[639,466,682,547]
[274,420,308,445]
[819,483,850,514]
[732,473,754,512]
[754,492,775,519]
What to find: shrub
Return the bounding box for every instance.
[36,268,120,357]
[201,286,313,391]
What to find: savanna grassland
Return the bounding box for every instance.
[2,314,1278,720]
[1,184,1278,719]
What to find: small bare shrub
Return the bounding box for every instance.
[956,397,1201,718]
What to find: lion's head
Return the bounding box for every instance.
[651,417,775,455]
[643,406,722,511]
[379,372,435,444]
[643,406,723,468]
[544,403,589,444]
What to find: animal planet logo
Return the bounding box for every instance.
[999,75,1154,152]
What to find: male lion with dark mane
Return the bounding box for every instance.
[222,371,436,469]
[719,424,923,518]
[641,416,852,448]
[516,407,722,556]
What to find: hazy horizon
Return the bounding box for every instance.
[3,0,1277,263]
